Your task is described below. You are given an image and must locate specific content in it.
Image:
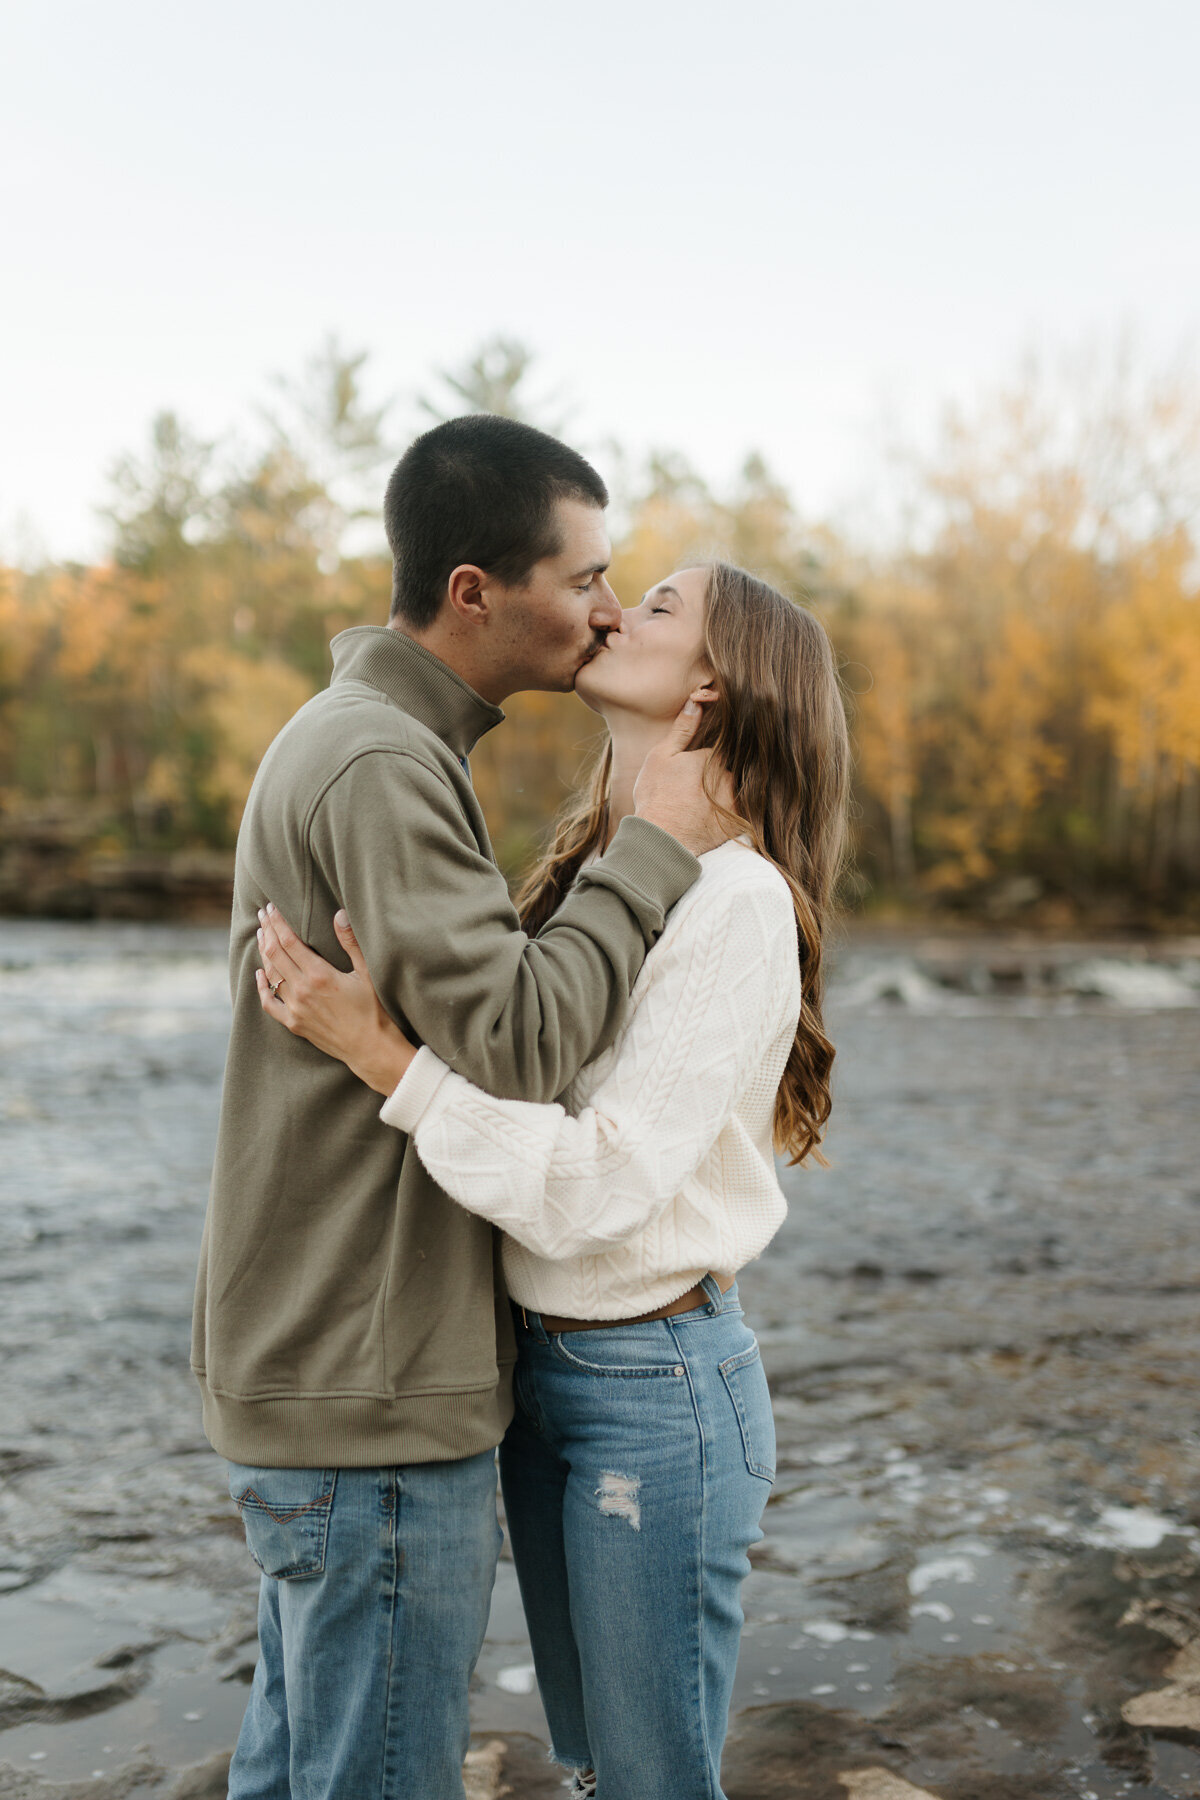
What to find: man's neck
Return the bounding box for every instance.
[605,713,676,846]
[387,617,507,706]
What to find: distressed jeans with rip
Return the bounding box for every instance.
[500,1279,774,1800]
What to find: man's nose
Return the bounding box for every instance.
[589,579,622,632]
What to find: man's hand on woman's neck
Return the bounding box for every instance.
[605,716,680,845]
[610,696,738,861]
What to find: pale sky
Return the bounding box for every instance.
[3,0,1198,562]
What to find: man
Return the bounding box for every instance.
[192,415,726,1799]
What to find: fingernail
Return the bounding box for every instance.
[257,928,263,943]
[683,700,699,715]
[265,902,275,915]
[257,908,264,922]
[334,909,348,929]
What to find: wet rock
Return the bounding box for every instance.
[0,1668,46,1708]
[1121,1685,1200,1741]
[1031,1545,1198,1689]
[1024,1538,1200,1767]
[94,1644,163,1672]
[0,1452,54,1479]
[814,1557,916,1635]
[163,1754,231,1800]
[0,1570,45,1598]
[0,1657,152,1727]
[216,1658,255,1685]
[0,1753,165,1797]
[464,1733,563,1798]
[463,1740,505,1799]
[1085,1708,1154,1782]
[722,1697,1075,1800]
[722,1701,906,1799]
[1117,1596,1200,1745]
[889,1654,1067,1744]
[837,1773,941,1800]
[1120,1594,1200,1665]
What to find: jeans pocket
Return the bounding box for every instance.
[226,1463,337,1580]
[719,1345,776,1482]
[552,1335,684,1378]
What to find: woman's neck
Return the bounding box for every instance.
[604,713,677,847]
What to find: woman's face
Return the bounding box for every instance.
[575,566,711,720]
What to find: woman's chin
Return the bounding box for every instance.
[573,659,612,713]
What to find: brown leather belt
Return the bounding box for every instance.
[519,1274,735,1336]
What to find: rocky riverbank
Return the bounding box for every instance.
[1,922,1198,1797]
[0,814,234,922]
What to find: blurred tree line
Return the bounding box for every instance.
[1,337,1198,923]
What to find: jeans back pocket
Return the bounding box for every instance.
[227,1463,337,1580]
[719,1345,776,1482]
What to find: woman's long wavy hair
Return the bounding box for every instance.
[516,562,851,1164]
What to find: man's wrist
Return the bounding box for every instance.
[636,815,700,854]
[603,814,701,891]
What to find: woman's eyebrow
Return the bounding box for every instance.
[641,584,682,604]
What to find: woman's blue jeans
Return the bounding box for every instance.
[499,1279,775,1800]
[224,1450,502,1800]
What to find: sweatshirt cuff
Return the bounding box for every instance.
[379,1045,454,1135]
[589,815,701,911]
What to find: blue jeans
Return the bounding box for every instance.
[225,1452,502,1800]
[499,1279,775,1800]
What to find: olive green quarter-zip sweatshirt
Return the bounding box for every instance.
[191,626,700,1468]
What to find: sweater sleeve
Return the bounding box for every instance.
[306,749,700,1104]
[378,880,799,1260]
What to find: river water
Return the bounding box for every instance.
[1,920,1198,1799]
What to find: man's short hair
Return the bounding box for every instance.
[384,415,609,629]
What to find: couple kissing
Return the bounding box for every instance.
[192,413,849,1800]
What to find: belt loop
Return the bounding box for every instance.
[700,1274,723,1315]
[515,1303,551,1345]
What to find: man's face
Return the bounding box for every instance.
[492,499,621,694]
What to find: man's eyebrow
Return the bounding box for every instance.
[570,561,610,580]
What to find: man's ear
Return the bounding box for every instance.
[445,564,490,624]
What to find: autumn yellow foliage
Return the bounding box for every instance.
[1,345,1198,919]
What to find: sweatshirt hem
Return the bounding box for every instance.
[198,1378,514,1468]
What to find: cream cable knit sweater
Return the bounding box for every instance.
[379,839,802,1318]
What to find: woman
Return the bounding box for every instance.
[255,562,850,1800]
